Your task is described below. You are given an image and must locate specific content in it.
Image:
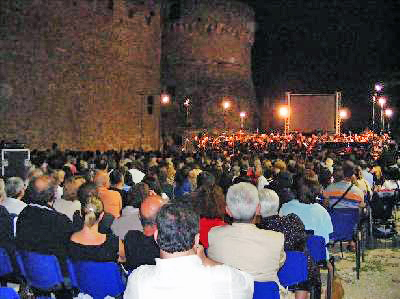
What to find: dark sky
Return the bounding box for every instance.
[246,0,400,131]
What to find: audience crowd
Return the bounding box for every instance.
[0,132,399,298]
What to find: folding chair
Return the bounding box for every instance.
[72,260,126,299]
[306,233,334,299]
[17,250,76,298]
[0,248,14,286]
[253,281,280,299]
[0,287,20,298]
[329,208,362,279]
[278,251,308,288]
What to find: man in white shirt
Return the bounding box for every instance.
[3,177,27,215]
[208,182,285,283]
[127,162,146,184]
[124,203,254,299]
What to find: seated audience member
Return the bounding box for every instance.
[54,176,85,221]
[69,196,125,263]
[208,182,285,283]
[192,181,226,248]
[94,170,122,218]
[124,195,166,272]
[16,175,73,257]
[381,167,400,190]
[257,189,305,250]
[281,177,333,247]
[111,190,144,239]
[257,189,320,299]
[16,176,74,299]
[360,160,374,187]
[74,182,115,234]
[127,161,146,184]
[323,160,365,208]
[109,169,129,208]
[0,179,15,254]
[53,170,65,201]
[3,177,27,215]
[354,166,372,198]
[124,203,254,299]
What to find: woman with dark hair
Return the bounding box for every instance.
[174,167,192,199]
[192,183,226,248]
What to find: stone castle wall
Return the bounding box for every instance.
[0,0,161,150]
[161,0,256,130]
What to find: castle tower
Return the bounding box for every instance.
[161,0,256,131]
[0,0,161,150]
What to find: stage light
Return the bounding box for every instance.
[240,111,246,118]
[339,108,350,119]
[278,106,289,118]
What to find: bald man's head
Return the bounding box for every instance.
[94,170,110,188]
[139,195,166,228]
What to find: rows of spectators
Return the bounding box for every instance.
[0,137,398,298]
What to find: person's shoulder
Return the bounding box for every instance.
[206,264,254,289]
[209,223,230,235]
[258,227,284,240]
[128,264,156,281]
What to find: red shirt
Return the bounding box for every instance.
[199,217,226,248]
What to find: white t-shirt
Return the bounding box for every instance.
[124,255,254,299]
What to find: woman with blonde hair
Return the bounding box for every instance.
[69,195,125,263]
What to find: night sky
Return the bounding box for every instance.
[247,0,400,132]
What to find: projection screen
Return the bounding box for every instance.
[288,93,339,133]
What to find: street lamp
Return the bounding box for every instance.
[239,111,246,129]
[372,83,383,132]
[278,106,289,136]
[183,97,191,126]
[222,100,231,129]
[378,97,386,131]
[385,108,393,132]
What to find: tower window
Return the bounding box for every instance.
[147,96,154,115]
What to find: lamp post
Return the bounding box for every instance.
[378,97,386,131]
[373,83,383,131]
[339,108,350,134]
[183,97,190,126]
[222,100,231,129]
[385,108,393,132]
[278,106,289,136]
[239,111,246,129]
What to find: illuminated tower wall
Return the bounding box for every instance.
[161,0,256,130]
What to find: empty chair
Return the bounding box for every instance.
[72,260,125,299]
[253,281,280,299]
[0,287,20,299]
[278,251,308,288]
[17,250,76,296]
[329,208,362,279]
[306,235,327,265]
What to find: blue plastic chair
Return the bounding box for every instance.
[72,260,126,299]
[17,251,76,294]
[0,287,20,298]
[253,281,280,299]
[306,235,327,264]
[0,248,14,278]
[278,251,308,288]
[329,208,362,279]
